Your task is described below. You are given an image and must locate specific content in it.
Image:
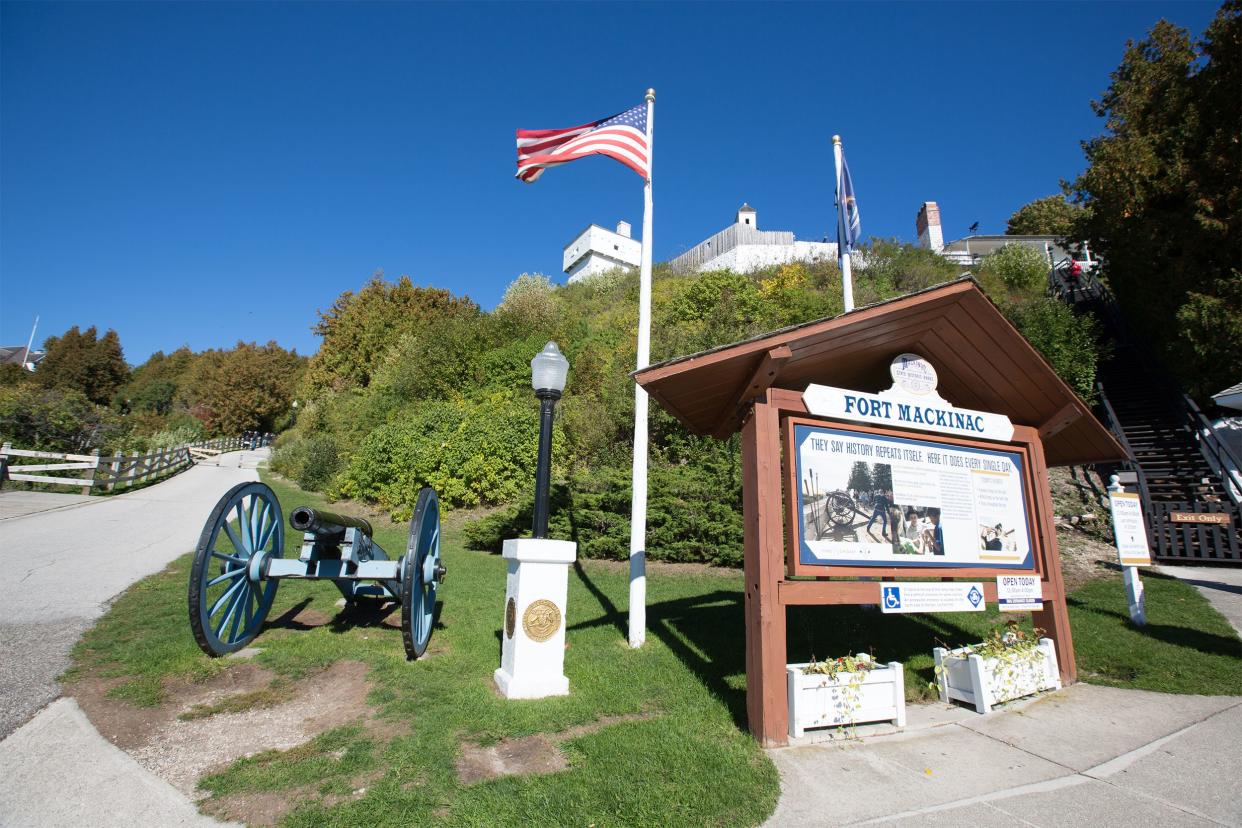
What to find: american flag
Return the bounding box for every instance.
[515,103,649,183]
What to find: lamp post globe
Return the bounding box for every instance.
[530,342,568,538]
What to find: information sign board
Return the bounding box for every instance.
[1108,491,1152,566]
[879,582,986,614]
[996,574,1043,612]
[792,424,1035,569]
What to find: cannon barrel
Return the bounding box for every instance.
[289,507,373,542]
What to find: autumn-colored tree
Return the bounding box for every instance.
[1069,3,1241,399]
[1005,196,1083,237]
[182,342,305,435]
[37,325,129,405]
[305,274,480,393]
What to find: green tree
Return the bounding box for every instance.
[1005,196,1082,236]
[119,347,197,414]
[37,325,129,405]
[847,461,872,492]
[1069,3,1241,399]
[306,274,479,393]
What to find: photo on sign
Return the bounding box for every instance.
[793,424,1034,569]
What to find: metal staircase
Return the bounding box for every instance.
[1049,261,1241,563]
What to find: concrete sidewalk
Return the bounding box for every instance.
[0,699,236,827]
[0,450,264,738]
[765,684,1242,826]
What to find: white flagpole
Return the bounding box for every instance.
[628,87,655,649]
[21,315,39,370]
[832,134,855,313]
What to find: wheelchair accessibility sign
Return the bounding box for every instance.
[879,582,987,614]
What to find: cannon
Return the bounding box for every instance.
[188,481,444,660]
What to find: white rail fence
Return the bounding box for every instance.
[0,436,249,494]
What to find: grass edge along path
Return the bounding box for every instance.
[63,474,1242,827]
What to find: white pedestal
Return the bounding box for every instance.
[493,537,576,699]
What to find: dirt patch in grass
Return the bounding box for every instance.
[1056,528,1119,590]
[204,768,386,827]
[69,660,377,800]
[71,662,277,750]
[456,712,655,785]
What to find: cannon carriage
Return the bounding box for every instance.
[188,481,444,660]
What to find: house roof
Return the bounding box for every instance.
[1213,380,1242,411]
[633,278,1127,467]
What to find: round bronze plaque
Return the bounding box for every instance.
[521,599,561,643]
[505,597,516,640]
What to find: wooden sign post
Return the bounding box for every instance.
[634,280,1129,746]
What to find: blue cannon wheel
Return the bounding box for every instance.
[189,482,284,657]
[401,487,444,659]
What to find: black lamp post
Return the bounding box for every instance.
[530,342,569,539]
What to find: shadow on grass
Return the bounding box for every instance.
[568,563,993,730]
[1067,595,1242,658]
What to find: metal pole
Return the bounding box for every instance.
[532,392,559,539]
[831,136,854,312]
[628,87,655,649]
[21,315,38,370]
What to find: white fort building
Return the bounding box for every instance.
[562,204,837,283]
[563,221,642,284]
[668,204,836,274]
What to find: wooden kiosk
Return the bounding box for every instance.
[634,280,1127,746]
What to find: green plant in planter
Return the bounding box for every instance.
[933,620,1050,703]
[803,652,878,732]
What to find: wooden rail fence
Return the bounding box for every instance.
[0,436,251,494]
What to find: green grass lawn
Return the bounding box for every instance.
[65,473,1242,827]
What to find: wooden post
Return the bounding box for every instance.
[741,394,789,746]
[107,452,123,492]
[127,451,140,488]
[1026,428,1077,685]
[81,450,100,495]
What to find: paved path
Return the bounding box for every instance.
[766,684,1242,826]
[1158,565,1242,639]
[0,450,263,739]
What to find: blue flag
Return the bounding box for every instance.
[836,152,861,253]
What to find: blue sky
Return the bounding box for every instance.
[0,1,1220,364]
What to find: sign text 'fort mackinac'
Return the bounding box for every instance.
[803,384,1015,442]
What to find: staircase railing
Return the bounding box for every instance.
[1095,381,1155,514]
[1054,261,1239,509]
[1178,394,1242,509]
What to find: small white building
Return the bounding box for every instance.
[915,201,1094,269]
[668,204,837,274]
[563,221,642,284]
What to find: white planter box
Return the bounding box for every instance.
[786,661,906,738]
[933,638,1061,714]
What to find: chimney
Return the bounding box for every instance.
[616,220,632,239]
[916,202,943,252]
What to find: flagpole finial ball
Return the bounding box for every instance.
[646,88,655,101]
[832,134,841,144]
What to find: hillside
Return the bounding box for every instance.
[273,240,1102,565]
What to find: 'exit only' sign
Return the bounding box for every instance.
[1170,512,1230,525]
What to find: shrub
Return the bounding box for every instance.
[463,457,744,567]
[0,384,122,452]
[1007,298,1103,402]
[978,243,1049,293]
[335,391,563,516]
[147,422,206,451]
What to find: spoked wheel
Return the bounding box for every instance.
[828,494,856,527]
[401,487,444,660]
[189,481,284,657]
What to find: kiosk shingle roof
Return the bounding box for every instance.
[634,278,1127,467]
